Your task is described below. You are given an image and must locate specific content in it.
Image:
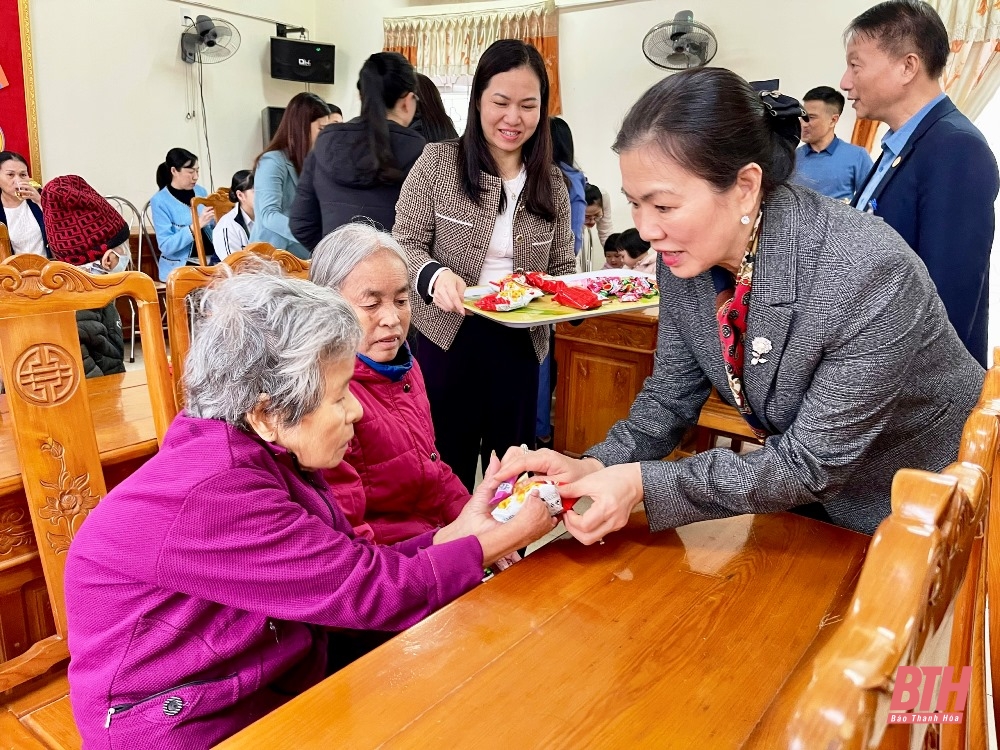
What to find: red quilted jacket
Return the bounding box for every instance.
[323,356,470,544]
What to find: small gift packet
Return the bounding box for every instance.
[489,473,576,522]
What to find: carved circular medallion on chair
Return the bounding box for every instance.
[12,344,80,406]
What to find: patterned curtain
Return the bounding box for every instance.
[929,0,1000,120]
[383,1,561,115]
[384,23,417,66]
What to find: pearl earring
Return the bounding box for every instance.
[740,215,751,225]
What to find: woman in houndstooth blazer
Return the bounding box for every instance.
[393,40,576,491]
[497,67,985,539]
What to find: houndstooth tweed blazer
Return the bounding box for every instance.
[393,141,576,362]
[586,184,985,535]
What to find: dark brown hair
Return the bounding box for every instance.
[255,92,332,175]
[458,39,555,221]
[613,67,796,196]
[846,0,949,79]
[413,73,459,143]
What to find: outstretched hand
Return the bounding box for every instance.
[495,446,603,487]
[435,453,558,566]
[559,463,644,546]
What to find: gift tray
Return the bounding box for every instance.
[462,269,659,328]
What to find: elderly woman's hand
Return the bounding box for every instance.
[496,446,603,487]
[559,463,644,545]
[434,453,557,566]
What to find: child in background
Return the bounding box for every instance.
[602,232,624,269]
[620,228,656,274]
[213,169,255,259]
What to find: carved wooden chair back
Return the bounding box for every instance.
[0,255,174,697]
[165,246,310,408]
[190,189,234,266]
[977,346,1000,744]
[0,223,11,261]
[745,396,997,749]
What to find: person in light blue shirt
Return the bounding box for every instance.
[852,90,946,214]
[793,86,873,201]
[149,147,213,282]
[250,93,340,259]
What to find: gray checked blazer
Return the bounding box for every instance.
[393,141,577,362]
[587,184,985,535]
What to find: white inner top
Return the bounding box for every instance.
[478,167,527,286]
[5,201,47,257]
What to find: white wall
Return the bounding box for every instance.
[316,0,872,267]
[28,0,874,228]
[30,0,328,210]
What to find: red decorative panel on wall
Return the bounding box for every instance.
[0,0,41,175]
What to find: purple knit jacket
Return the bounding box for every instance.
[65,413,484,749]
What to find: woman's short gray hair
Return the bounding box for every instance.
[309,222,408,291]
[183,266,362,429]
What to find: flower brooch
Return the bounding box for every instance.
[750,337,772,365]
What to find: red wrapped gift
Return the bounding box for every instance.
[524,271,567,295]
[553,286,602,310]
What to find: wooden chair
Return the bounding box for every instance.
[103,196,143,364]
[165,245,310,408]
[0,223,11,260]
[0,255,175,748]
[746,358,1000,749]
[190,189,234,266]
[138,200,163,285]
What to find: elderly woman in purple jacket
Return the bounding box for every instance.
[311,223,474,545]
[64,270,555,749]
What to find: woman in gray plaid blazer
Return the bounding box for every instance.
[498,67,984,538]
[393,41,576,491]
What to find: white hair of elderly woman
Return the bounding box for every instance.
[309,221,408,291]
[183,263,361,429]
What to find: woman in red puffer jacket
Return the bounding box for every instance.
[312,222,471,544]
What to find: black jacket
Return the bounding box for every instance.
[77,304,125,378]
[289,119,426,249]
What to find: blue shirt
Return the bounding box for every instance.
[793,137,873,201]
[855,92,948,212]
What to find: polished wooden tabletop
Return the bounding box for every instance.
[217,510,870,749]
[0,370,155,495]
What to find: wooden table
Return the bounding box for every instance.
[0,371,157,663]
[218,511,869,749]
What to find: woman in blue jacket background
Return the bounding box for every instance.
[550,117,587,257]
[149,147,213,281]
[250,93,339,258]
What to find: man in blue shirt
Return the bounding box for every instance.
[844,0,998,367]
[794,86,873,201]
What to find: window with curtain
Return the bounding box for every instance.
[853,0,1000,149]
[930,0,1000,121]
[383,0,561,115]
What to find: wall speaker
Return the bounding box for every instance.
[261,106,285,148]
[270,38,335,85]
